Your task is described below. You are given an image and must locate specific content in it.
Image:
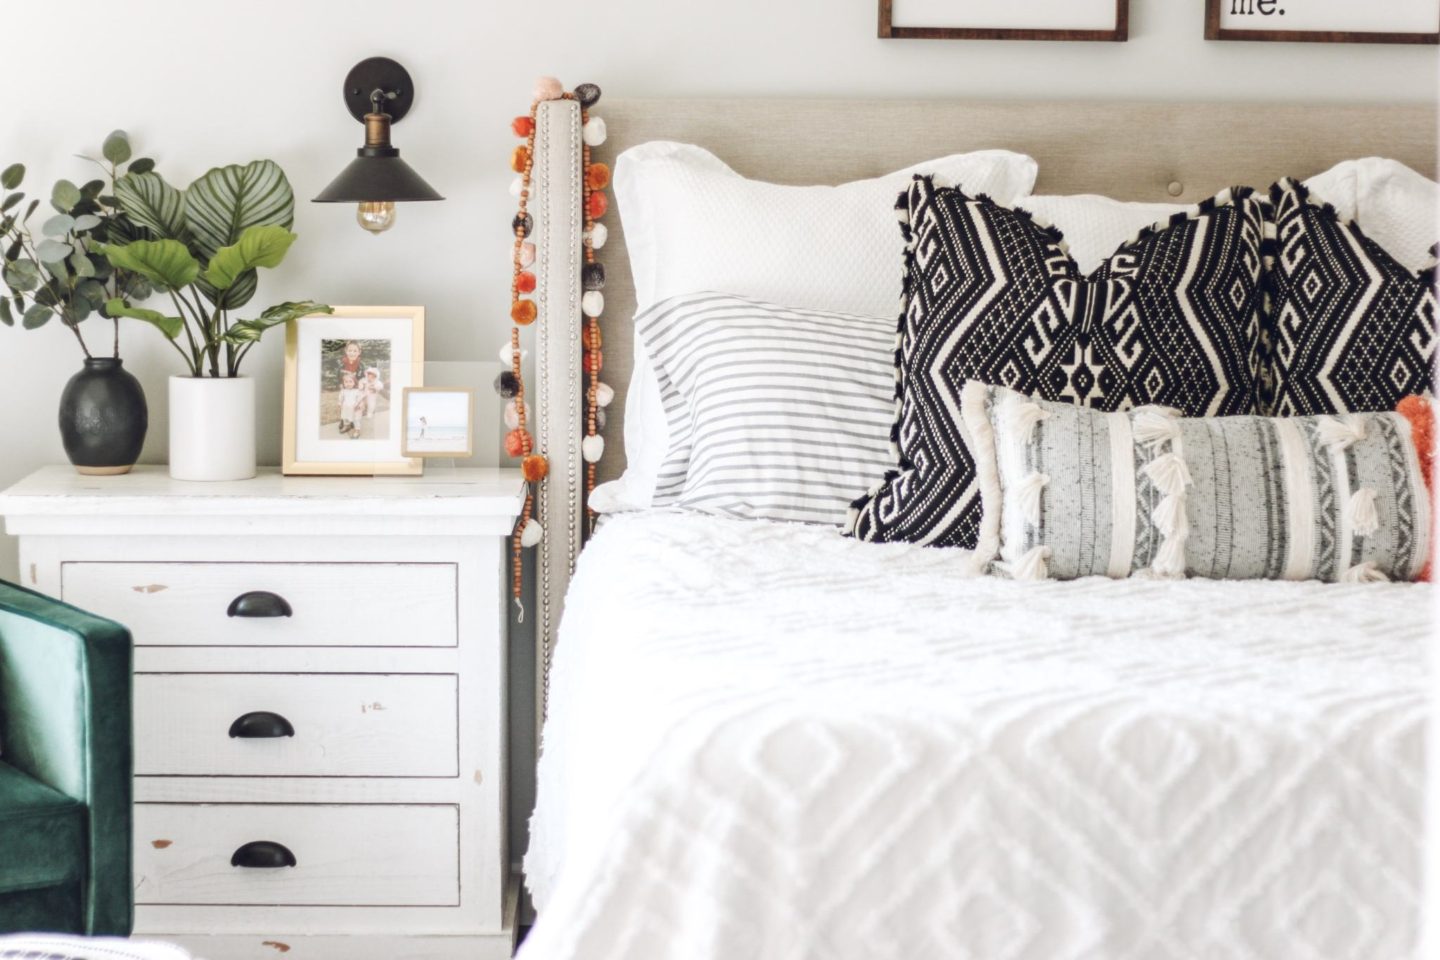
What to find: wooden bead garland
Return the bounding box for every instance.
[501,77,610,620]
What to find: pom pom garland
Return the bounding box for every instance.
[498,342,529,365]
[503,78,611,615]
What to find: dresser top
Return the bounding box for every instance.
[0,466,528,519]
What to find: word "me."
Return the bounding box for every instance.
[1229,0,1286,13]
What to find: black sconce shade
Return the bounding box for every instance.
[314,154,443,203]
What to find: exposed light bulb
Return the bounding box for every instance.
[356,201,396,234]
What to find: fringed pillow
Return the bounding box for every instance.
[846,177,1267,549]
[969,382,1434,583]
[1259,178,1436,417]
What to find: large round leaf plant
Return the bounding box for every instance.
[100,157,330,377]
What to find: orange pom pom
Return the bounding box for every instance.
[516,271,536,294]
[511,116,534,138]
[582,325,602,349]
[511,299,537,325]
[521,454,549,483]
[1397,395,1436,581]
[510,146,530,173]
[587,191,608,219]
[586,163,611,191]
[583,349,603,374]
[504,429,532,458]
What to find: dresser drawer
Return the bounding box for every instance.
[62,561,457,647]
[135,673,458,777]
[135,803,459,906]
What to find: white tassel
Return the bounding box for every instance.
[1151,530,1189,579]
[843,507,860,535]
[595,382,614,407]
[520,518,543,548]
[582,291,604,318]
[1348,488,1380,537]
[582,434,605,463]
[1015,471,1050,527]
[1132,408,1181,449]
[1318,414,1368,452]
[1008,401,1051,444]
[498,342,528,365]
[1143,452,1193,495]
[585,223,608,250]
[1341,561,1389,583]
[1003,546,1052,581]
[1152,493,1187,537]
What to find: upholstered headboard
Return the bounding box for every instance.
[529,97,1437,718]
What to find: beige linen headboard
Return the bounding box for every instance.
[530,97,1437,718]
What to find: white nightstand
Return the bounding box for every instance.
[0,466,526,960]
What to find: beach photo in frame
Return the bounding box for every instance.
[1206,0,1439,44]
[283,306,425,476]
[879,0,1128,41]
[401,387,476,459]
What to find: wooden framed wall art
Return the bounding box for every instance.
[878,0,1128,41]
[1206,0,1439,44]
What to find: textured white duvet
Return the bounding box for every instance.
[522,511,1430,960]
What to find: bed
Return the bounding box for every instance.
[518,98,1437,959]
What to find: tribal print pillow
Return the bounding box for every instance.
[1259,178,1436,417]
[847,176,1266,549]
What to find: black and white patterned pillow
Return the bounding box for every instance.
[1260,178,1436,417]
[846,176,1266,549]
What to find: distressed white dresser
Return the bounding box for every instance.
[0,466,526,960]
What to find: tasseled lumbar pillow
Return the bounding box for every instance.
[963,382,1434,583]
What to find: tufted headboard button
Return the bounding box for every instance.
[1166,181,1185,198]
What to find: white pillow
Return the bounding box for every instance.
[603,142,1039,511]
[1304,158,1438,274]
[1017,194,1185,275]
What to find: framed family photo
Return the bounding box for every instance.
[401,387,476,458]
[878,0,1128,41]
[283,306,425,476]
[1205,0,1439,44]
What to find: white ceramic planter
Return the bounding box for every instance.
[168,376,257,481]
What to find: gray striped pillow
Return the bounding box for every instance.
[638,293,896,525]
[967,382,1433,582]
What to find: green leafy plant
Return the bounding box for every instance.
[0,130,158,357]
[100,159,331,377]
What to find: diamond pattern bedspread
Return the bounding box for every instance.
[522,511,1430,960]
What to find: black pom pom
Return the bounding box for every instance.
[575,83,602,108]
[494,371,519,399]
[582,262,606,291]
[512,212,533,236]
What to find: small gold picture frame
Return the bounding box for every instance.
[283,306,425,476]
[401,387,476,459]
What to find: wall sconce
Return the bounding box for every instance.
[313,56,443,234]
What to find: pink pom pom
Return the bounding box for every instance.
[533,76,564,101]
[519,242,536,267]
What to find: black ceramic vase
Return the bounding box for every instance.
[58,358,148,475]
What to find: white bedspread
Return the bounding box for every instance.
[523,511,1430,960]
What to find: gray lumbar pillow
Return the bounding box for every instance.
[960,382,1433,583]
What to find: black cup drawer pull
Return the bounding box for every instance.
[226,591,293,619]
[230,840,297,869]
[228,711,296,739]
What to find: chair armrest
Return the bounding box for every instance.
[0,579,133,934]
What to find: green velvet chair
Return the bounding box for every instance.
[0,579,132,935]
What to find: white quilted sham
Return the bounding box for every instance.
[523,511,1430,960]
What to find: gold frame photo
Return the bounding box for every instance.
[400,387,476,459]
[283,305,426,476]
